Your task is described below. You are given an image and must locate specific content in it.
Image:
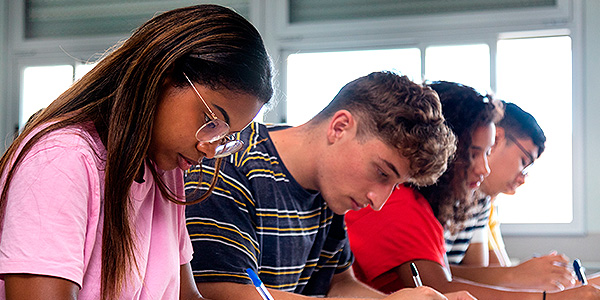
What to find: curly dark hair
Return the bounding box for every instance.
[417,81,503,233]
[312,71,457,186]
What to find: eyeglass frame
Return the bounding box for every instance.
[505,133,535,176]
[183,72,244,158]
[169,73,242,206]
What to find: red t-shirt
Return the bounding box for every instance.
[345,185,446,293]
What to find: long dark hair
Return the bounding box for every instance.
[0,4,272,299]
[417,81,502,233]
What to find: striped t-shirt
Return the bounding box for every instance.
[184,122,353,296]
[444,196,492,264]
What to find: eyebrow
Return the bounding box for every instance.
[214,104,231,125]
[383,159,401,178]
[469,145,485,151]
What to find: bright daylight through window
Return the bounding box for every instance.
[285,35,572,225]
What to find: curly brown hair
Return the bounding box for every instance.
[312,71,457,186]
[417,81,503,233]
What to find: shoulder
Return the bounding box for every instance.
[20,123,105,168]
[230,123,288,174]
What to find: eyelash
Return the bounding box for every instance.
[377,168,389,180]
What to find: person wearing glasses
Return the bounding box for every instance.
[345,82,600,300]
[0,4,272,300]
[445,102,577,292]
[184,72,476,300]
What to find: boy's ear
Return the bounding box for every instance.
[327,110,355,143]
[495,127,506,143]
[491,127,506,151]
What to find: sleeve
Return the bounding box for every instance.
[487,204,505,250]
[329,215,354,274]
[184,159,258,285]
[0,141,99,287]
[469,226,488,243]
[470,198,492,244]
[179,206,194,265]
[346,186,445,283]
[335,236,354,274]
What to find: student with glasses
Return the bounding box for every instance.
[184,71,476,300]
[449,102,544,269]
[446,102,578,291]
[345,82,600,300]
[0,4,272,300]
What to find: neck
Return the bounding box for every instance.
[270,123,321,191]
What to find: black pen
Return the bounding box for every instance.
[410,262,423,287]
[573,258,588,285]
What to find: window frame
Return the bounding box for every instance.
[3,0,584,235]
[264,0,584,236]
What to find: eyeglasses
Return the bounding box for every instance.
[505,133,535,176]
[183,73,244,158]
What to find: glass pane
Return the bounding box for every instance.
[425,44,491,94]
[21,65,74,128]
[286,48,421,126]
[495,36,572,223]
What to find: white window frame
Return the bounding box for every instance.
[3,0,266,142]
[263,0,584,236]
[2,0,584,235]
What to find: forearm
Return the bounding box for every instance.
[327,269,386,298]
[326,277,385,298]
[198,280,381,300]
[431,277,545,300]
[588,272,600,286]
[450,264,513,286]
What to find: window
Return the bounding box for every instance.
[20,63,96,128]
[284,33,577,233]
[5,0,582,236]
[286,48,420,125]
[425,44,490,94]
[495,36,573,224]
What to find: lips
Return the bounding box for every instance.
[177,154,196,171]
[350,198,368,211]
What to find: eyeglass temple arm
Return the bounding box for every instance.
[183,72,219,120]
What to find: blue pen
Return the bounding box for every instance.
[573,258,588,285]
[246,268,275,300]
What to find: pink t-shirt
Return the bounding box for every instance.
[0,123,193,299]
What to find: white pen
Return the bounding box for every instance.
[410,262,423,287]
[246,268,275,300]
[573,258,588,285]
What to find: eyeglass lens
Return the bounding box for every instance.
[214,140,244,158]
[196,120,245,158]
[184,72,244,158]
[195,119,230,143]
[506,134,534,176]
